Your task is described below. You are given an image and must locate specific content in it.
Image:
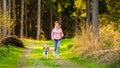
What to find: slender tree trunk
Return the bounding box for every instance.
[25,1,28,38]
[75,17,79,36]
[20,0,24,38]
[0,28,1,38]
[0,1,2,38]
[37,0,41,40]
[3,0,7,37]
[0,0,2,7]
[12,0,16,36]
[8,0,11,18]
[92,0,99,45]
[50,2,53,31]
[8,0,11,36]
[59,13,62,24]
[86,0,91,41]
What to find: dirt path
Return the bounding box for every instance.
[17,42,33,68]
[17,42,46,68]
[49,47,80,68]
[55,59,79,68]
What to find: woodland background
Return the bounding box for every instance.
[0,0,119,40]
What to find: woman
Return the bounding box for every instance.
[51,21,64,59]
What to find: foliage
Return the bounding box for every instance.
[99,0,120,30]
[99,24,120,48]
[74,0,86,10]
[72,0,86,18]
[0,12,14,29]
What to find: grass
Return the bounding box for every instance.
[109,61,120,68]
[55,39,108,68]
[23,38,120,68]
[60,39,120,68]
[23,39,62,68]
[0,46,24,68]
[0,39,120,68]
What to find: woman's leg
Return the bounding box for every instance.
[57,40,61,55]
[54,40,57,51]
[53,40,57,56]
[56,40,61,59]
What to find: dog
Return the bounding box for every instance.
[43,44,49,59]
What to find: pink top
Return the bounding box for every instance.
[51,28,63,40]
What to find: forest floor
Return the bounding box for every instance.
[17,40,80,68]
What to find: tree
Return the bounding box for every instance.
[3,0,7,37]
[20,0,24,38]
[37,0,41,40]
[86,0,91,41]
[12,0,16,35]
[24,0,29,38]
[92,0,99,45]
[50,1,53,31]
[8,0,11,18]
[0,0,2,38]
[8,0,11,35]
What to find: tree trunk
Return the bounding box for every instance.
[25,1,28,38]
[0,0,1,6]
[0,1,2,38]
[50,2,53,31]
[75,17,79,36]
[12,0,16,36]
[8,0,11,18]
[8,0,11,36]
[37,0,41,40]
[86,0,91,41]
[59,13,62,24]
[20,0,24,38]
[0,28,1,38]
[3,0,7,37]
[92,0,99,45]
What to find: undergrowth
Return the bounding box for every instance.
[72,24,120,68]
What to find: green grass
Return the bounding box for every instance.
[55,39,108,68]
[0,46,24,68]
[0,39,120,68]
[61,39,107,68]
[39,41,62,68]
[34,39,108,68]
[109,61,120,68]
[23,39,62,68]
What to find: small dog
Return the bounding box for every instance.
[43,44,49,59]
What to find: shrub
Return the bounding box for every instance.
[1,36,25,48]
[99,24,120,48]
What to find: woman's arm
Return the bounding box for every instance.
[60,29,64,38]
[51,29,54,40]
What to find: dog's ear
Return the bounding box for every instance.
[47,47,49,50]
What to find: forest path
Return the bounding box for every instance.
[17,41,80,68]
[17,42,46,68]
